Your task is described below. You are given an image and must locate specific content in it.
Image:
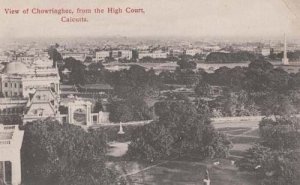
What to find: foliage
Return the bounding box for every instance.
[236,145,300,185]
[205,51,260,63]
[64,57,86,85]
[259,117,300,150]
[211,90,260,117]
[108,65,162,99]
[109,98,153,123]
[237,116,300,185]
[21,119,120,185]
[127,99,231,162]
[195,80,211,97]
[47,44,62,67]
[177,59,197,70]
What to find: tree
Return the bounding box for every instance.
[259,117,300,150]
[195,81,211,97]
[177,59,197,70]
[64,57,86,85]
[48,45,62,67]
[21,119,120,185]
[127,99,231,162]
[236,145,300,185]
[205,51,259,63]
[237,116,300,185]
[109,98,153,123]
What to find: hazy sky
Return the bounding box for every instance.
[0,0,299,39]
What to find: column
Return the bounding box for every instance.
[11,156,21,185]
[86,105,91,126]
[68,105,72,124]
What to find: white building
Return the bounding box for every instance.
[138,51,168,59]
[0,61,60,98]
[62,52,86,61]
[16,55,34,63]
[0,124,24,185]
[23,88,60,124]
[185,49,202,56]
[261,48,271,57]
[95,51,110,62]
[120,50,132,59]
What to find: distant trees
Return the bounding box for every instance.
[127,99,231,162]
[21,119,120,185]
[47,44,62,67]
[177,59,197,70]
[205,51,260,63]
[64,57,86,85]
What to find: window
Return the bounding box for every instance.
[4,83,7,87]
[5,92,8,97]
[14,83,17,88]
[20,84,22,88]
[93,115,98,122]
[14,92,17,96]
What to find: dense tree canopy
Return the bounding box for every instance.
[109,98,153,123]
[259,117,300,150]
[21,119,120,185]
[64,57,86,85]
[127,99,231,162]
[205,51,260,63]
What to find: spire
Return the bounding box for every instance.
[282,33,289,65]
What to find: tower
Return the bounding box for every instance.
[282,34,289,65]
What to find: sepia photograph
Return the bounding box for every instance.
[0,0,300,184]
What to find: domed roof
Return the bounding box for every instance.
[3,62,28,74]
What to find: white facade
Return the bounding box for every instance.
[120,50,132,59]
[62,53,86,61]
[261,48,270,57]
[95,51,110,62]
[185,49,202,56]
[23,88,59,124]
[0,124,24,185]
[0,62,60,98]
[138,51,168,59]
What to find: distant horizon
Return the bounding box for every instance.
[0,34,299,44]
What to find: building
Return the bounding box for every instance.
[95,51,110,62]
[0,124,24,185]
[261,48,271,57]
[0,61,60,98]
[61,52,86,61]
[120,50,132,59]
[185,49,202,56]
[138,51,168,59]
[23,88,60,124]
[59,96,110,126]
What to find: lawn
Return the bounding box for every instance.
[108,159,259,185]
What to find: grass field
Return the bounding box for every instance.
[108,159,259,185]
